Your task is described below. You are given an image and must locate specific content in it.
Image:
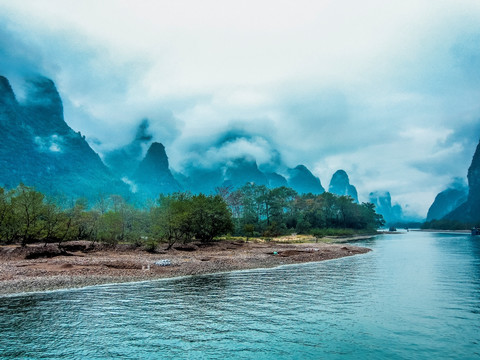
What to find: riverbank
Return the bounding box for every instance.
[0,240,371,296]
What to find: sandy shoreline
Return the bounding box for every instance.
[0,239,371,296]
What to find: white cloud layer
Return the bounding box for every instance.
[1,0,480,218]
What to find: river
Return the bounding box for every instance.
[0,231,479,359]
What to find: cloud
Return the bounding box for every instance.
[34,135,64,153]
[1,0,480,218]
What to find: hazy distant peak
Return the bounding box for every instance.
[224,156,268,188]
[329,169,358,202]
[287,164,324,194]
[368,191,403,224]
[293,164,308,172]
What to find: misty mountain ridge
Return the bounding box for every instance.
[1,74,407,222]
[103,119,153,178]
[442,139,480,223]
[0,75,129,202]
[426,179,468,221]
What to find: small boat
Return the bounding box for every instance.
[471,228,480,236]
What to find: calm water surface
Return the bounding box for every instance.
[1,232,479,359]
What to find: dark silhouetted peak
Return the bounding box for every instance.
[266,172,288,188]
[133,142,181,196]
[143,142,169,170]
[22,76,71,135]
[446,139,480,222]
[224,157,268,188]
[369,191,403,224]
[329,169,358,202]
[0,76,17,107]
[467,140,480,203]
[288,165,324,194]
[426,186,468,221]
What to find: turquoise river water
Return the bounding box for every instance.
[0,232,479,359]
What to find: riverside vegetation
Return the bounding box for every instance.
[0,183,385,249]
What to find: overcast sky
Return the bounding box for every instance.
[1,0,480,218]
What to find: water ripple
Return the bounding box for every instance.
[1,233,479,359]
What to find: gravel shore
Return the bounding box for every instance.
[0,240,371,296]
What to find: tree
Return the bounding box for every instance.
[11,184,46,246]
[41,200,67,246]
[97,195,141,244]
[190,194,234,243]
[0,187,19,244]
[151,193,194,250]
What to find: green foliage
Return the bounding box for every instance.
[150,193,234,248]
[217,183,384,236]
[190,194,234,243]
[311,228,357,238]
[0,182,384,247]
[150,193,195,249]
[421,219,473,230]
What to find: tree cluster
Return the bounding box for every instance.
[218,183,385,237]
[150,193,233,249]
[0,184,233,249]
[0,183,384,248]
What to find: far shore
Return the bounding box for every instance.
[0,238,372,296]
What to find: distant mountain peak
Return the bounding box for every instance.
[142,142,169,170]
[223,157,268,188]
[329,169,358,202]
[369,191,403,224]
[21,76,71,136]
[133,142,181,197]
[287,164,324,194]
[104,119,154,177]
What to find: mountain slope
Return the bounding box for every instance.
[0,75,129,201]
[445,139,480,223]
[426,186,468,221]
[132,142,182,199]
